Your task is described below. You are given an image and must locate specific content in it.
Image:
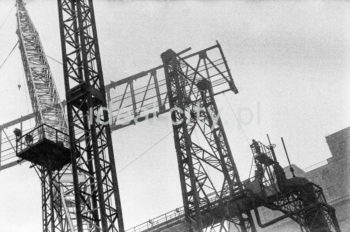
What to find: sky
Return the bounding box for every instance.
[0,0,349,231]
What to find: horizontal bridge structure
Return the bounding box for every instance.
[126,181,340,232]
[0,42,235,171]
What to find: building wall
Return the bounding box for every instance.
[247,127,350,232]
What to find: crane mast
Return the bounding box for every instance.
[16,0,71,231]
[161,49,255,231]
[57,0,124,231]
[1,1,342,232]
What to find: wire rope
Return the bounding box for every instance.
[0,6,15,32]
[0,41,19,71]
[119,130,172,173]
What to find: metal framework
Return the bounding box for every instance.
[257,184,341,232]
[125,140,341,232]
[0,43,234,171]
[16,0,69,231]
[161,49,254,231]
[106,43,237,131]
[249,140,341,232]
[57,0,124,231]
[0,1,341,231]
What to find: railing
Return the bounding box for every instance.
[126,188,235,232]
[15,123,69,155]
[108,42,236,131]
[311,183,327,204]
[126,182,334,232]
[126,208,185,232]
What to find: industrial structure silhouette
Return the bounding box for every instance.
[0,1,343,232]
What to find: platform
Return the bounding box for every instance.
[15,124,70,171]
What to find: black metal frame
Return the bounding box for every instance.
[57,0,124,231]
[0,43,239,171]
[260,184,341,232]
[249,140,341,232]
[15,124,69,154]
[107,42,237,131]
[3,2,342,230]
[161,48,255,232]
[37,166,64,232]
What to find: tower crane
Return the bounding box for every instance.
[16,0,74,231]
[0,0,342,232]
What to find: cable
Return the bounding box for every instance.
[0,41,19,71]
[119,130,172,173]
[0,6,14,32]
[303,159,328,171]
[223,93,256,178]
[223,93,251,145]
[248,155,255,179]
[46,54,62,65]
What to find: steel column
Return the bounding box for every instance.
[161,49,255,231]
[57,0,124,231]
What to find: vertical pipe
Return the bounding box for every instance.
[281,137,295,178]
[266,134,277,162]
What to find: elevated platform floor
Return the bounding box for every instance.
[17,138,70,171]
[16,124,70,171]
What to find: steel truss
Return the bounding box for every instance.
[0,44,237,171]
[5,2,342,231]
[16,0,69,231]
[161,49,255,232]
[0,41,242,232]
[256,184,341,232]
[38,167,64,232]
[250,141,341,232]
[57,0,124,231]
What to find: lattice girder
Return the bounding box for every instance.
[57,0,124,231]
[16,0,71,231]
[161,49,255,232]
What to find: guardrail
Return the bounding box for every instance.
[15,123,69,155]
[126,188,234,232]
[126,208,185,232]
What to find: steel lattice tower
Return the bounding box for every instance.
[9,1,343,231]
[57,0,124,231]
[161,49,256,232]
[16,0,69,231]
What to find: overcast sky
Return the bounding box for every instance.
[0,0,349,231]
